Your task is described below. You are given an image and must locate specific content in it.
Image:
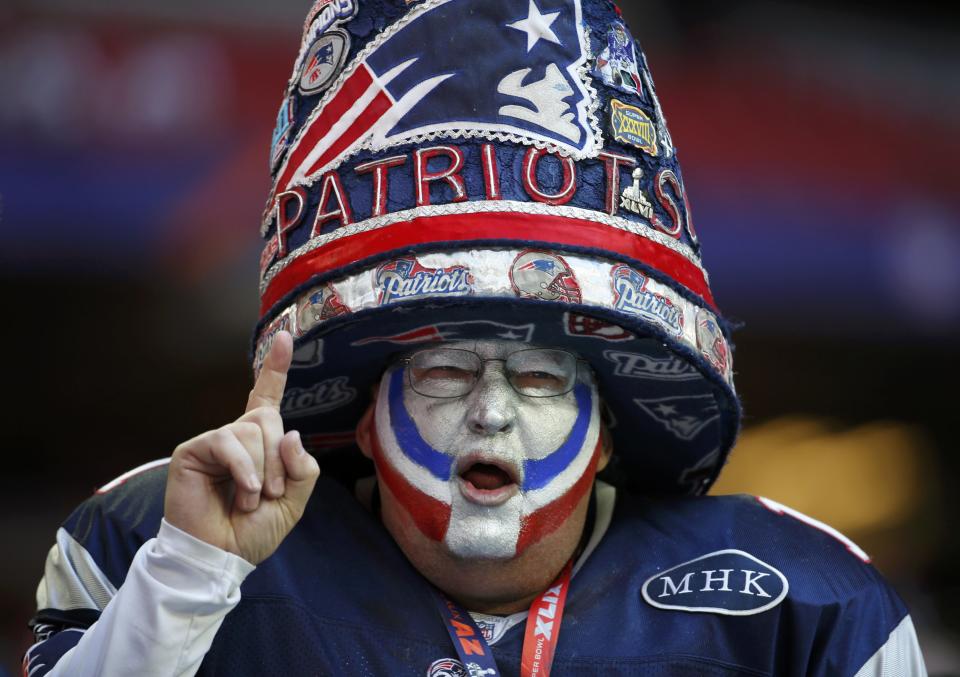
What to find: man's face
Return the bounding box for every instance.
[362,340,605,560]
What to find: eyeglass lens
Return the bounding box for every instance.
[408,347,577,398]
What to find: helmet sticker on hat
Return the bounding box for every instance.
[296,285,349,335]
[609,99,657,156]
[510,251,581,303]
[563,312,633,342]
[611,264,685,338]
[375,258,475,305]
[633,394,720,442]
[299,28,352,96]
[593,19,643,97]
[696,308,731,377]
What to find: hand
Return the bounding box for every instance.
[164,331,321,565]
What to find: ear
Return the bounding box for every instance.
[596,420,614,472]
[355,383,380,460]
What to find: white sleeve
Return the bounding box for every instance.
[36,519,255,677]
[852,615,928,677]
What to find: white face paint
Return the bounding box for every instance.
[372,340,602,560]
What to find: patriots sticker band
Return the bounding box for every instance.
[611,264,685,338]
[253,250,727,385]
[375,258,475,305]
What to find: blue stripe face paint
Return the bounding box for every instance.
[388,368,454,480]
[521,383,592,490]
[387,367,593,489]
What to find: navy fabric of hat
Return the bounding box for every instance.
[254,0,740,495]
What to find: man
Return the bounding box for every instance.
[25,0,926,675]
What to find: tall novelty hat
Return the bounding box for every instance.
[254,0,740,495]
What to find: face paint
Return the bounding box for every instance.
[370,341,602,559]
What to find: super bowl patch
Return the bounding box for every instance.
[620,168,654,219]
[610,99,657,156]
[270,97,295,171]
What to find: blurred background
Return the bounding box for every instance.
[1,0,958,674]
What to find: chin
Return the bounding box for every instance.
[444,491,524,559]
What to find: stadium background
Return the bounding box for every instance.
[2,1,958,673]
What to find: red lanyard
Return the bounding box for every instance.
[520,559,573,677]
[433,559,574,677]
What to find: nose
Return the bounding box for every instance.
[465,364,517,435]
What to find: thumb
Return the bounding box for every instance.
[279,430,321,510]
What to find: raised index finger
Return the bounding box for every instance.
[246,330,293,413]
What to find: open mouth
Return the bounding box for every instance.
[457,459,520,506]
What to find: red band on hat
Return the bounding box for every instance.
[260,211,716,316]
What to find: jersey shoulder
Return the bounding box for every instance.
[612,492,905,614]
[60,458,170,590]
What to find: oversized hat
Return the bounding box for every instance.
[253,0,740,495]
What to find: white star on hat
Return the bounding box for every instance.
[508,0,562,53]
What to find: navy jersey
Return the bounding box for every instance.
[27,462,923,676]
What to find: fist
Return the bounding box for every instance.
[164,331,321,565]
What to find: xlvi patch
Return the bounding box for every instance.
[641,549,788,615]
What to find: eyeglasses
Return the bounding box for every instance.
[399,347,584,399]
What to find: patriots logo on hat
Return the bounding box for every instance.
[634,395,720,441]
[273,0,599,198]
